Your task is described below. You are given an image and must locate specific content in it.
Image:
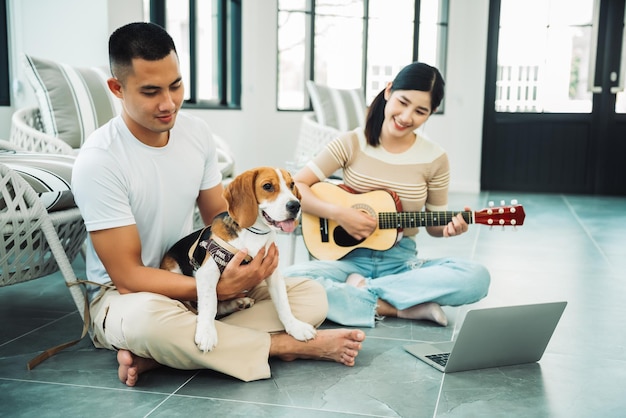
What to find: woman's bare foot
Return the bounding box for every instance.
[346,273,367,287]
[398,302,448,326]
[347,274,447,326]
[271,328,365,366]
[117,349,161,387]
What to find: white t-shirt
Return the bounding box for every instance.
[71,112,223,292]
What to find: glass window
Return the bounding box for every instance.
[147,0,242,108]
[163,1,191,101]
[277,0,449,110]
[496,0,594,113]
[367,0,415,104]
[277,1,310,110]
[314,0,364,90]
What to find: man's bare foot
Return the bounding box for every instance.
[117,349,161,387]
[398,302,448,326]
[270,328,365,366]
[346,273,367,287]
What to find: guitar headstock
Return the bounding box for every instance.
[474,200,525,227]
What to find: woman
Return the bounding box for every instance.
[283,62,490,328]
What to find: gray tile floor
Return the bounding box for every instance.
[2,191,626,417]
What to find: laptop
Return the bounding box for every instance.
[404,301,567,373]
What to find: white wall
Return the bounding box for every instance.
[2,0,489,193]
[428,0,489,192]
[0,0,143,139]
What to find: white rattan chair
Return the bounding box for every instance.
[0,140,89,368]
[283,113,345,265]
[9,107,76,155]
[291,113,342,172]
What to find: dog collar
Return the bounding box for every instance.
[246,226,270,235]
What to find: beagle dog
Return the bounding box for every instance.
[161,167,317,352]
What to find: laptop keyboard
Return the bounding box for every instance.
[426,353,450,367]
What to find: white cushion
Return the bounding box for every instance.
[306,81,366,131]
[22,54,121,149]
[0,151,76,212]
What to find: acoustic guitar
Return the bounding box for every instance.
[301,182,526,260]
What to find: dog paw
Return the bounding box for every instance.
[195,325,218,352]
[216,297,255,317]
[285,319,317,341]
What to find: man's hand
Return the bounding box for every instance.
[215,243,279,300]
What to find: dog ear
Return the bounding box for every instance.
[223,169,259,228]
[292,178,302,201]
[293,183,301,200]
[282,169,301,200]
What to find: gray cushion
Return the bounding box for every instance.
[0,151,76,212]
[306,81,366,131]
[22,54,120,149]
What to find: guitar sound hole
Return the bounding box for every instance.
[333,227,364,248]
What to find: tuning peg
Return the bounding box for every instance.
[511,199,518,205]
[500,200,505,206]
[488,201,494,207]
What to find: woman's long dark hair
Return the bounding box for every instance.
[364,62,445,147]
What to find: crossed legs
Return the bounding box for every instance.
[346,273,448,326]
[117,328,365,387]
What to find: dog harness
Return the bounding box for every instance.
[188,226,253,274]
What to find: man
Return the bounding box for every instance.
[71,22,364,386]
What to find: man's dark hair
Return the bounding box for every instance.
[108,22,177,80]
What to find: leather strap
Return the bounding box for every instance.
[26,279,114,370]
[187,226,212,270]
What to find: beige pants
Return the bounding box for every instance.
[89,276,327,382]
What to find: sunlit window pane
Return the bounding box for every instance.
[281,0,307,10]
[616,92,626,113]
[367,0,414,103]
[314,0,364,88]
[496,0,593,113]
[165,0,191,101]
[148,0,241,107]
[277,7,308,110]
[418,0,447,70]
[196,0,219,102]
[277,0,449,110]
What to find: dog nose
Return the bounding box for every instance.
[287,200,301,214]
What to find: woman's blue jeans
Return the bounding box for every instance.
[283,237,490,327]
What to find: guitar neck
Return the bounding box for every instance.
[379,211,473,229]
[302,182,525,260]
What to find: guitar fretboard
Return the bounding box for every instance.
[378,211,473,229]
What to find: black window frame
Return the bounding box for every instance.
[276,0,449,112]
[149,0,242,109]
[1,0,10,106]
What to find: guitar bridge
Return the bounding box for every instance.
[319,218,329,243]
